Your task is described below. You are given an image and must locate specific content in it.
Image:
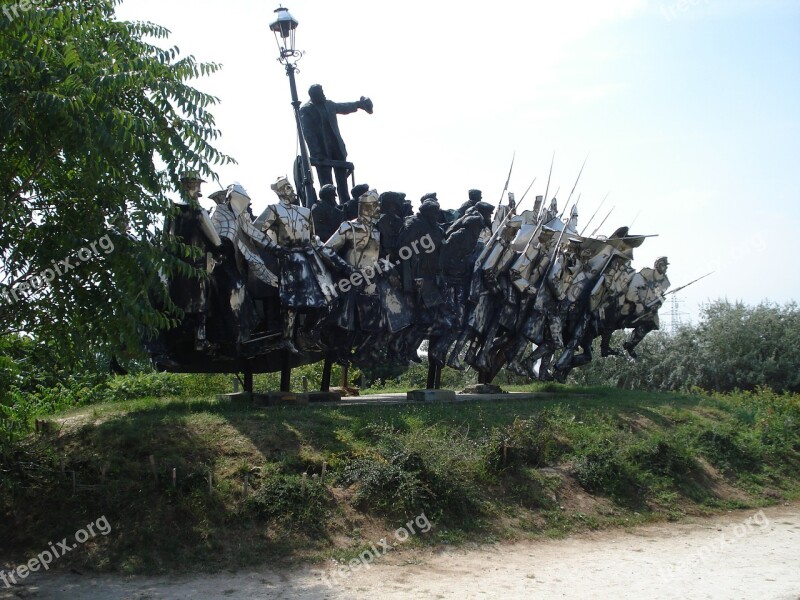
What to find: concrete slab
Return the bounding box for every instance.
[407,389,457,402]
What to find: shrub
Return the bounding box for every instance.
[487,413,560,472]
[247,473,333,537]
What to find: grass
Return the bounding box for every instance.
[1,385,798,574]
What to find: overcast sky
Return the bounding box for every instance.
[115,0,800,326]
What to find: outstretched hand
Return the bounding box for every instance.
[359,96,374,114]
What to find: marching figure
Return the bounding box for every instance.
[255,177,331,354]
[324,189,384,359]
[311,183,345,243]
[621,256,671,358]
[172,171,222,352]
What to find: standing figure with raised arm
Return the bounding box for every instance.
[299,84,373,203]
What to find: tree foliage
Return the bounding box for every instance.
[0,0,234,365]
[570,300,800,393]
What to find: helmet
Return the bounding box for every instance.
[180,170,206,183]
[227,182,251,216]
[270,176,291,194]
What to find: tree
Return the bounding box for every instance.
[0,0,234,368]
[569,300,800,393]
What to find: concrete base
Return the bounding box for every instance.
[217,392,256,404]
[461,384,507,395]
[303,391,342,403]
[407,389,457,402]
[218,391,338,406]
[330,386,360,397]
[252,392,308,407]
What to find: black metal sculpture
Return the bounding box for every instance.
[299,84,373,203]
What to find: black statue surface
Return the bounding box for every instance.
[299,84,373,203]
[150,81,680,392]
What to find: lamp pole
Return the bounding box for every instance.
[269,6,317,208]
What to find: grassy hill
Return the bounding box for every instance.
[1,385,798,574]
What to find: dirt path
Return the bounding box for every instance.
[4,505,799,599]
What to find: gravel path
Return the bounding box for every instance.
[3,504,799,599]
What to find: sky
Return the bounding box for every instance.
[114,0,800,326]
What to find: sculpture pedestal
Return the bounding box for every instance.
[461,384,507,395]
[301,391,342,403]
[407,389,456,402]
[218,391,341,406]
[252,392,307,407]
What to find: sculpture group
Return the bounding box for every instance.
[151,84,672,386]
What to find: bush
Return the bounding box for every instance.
[569,301,800,393]
[247,473,333,537]
[487,413,560,472]
[573,441,644,501]
[338,426,484,521]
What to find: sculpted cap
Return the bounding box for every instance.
[319,184,337,202]
[351,183,370,200]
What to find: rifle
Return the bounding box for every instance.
[533,157,589,295]
[498,151,515,206]
[518,177,537,203]
[590,206,615,237]
[662,271,714,298]
[539,151,555,222]
[473,153,519,266]
[580,192,610,236]
[564,153,589,208]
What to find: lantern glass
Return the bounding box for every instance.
[269,7,299,57]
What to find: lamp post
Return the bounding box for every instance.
[269,6,317,208]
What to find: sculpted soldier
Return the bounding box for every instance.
[324,190,384,358]
[446,200,493,238]
[394,199,444,362]
[621,256,671,358]
[226,183,279,289]
[299,84,373,203]
[342,183,370,221]
[254,176,330,353]
[311,184,344,243]
[455,189,483,217]
[590,254,635,356]
[172,171,222,351]
[492,192,516,233]
[516,238,577,379]
[429,213,485,366]
[376,191,414,358]
[471,216,526,372]
[505,226,557,375]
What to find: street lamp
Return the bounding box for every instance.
[269,6,317,207]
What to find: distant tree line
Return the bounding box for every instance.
[569,300,800,393]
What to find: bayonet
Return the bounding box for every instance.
[631,272,714,324]
[564,152,589,208]
[580,191,610,236]
[590,206,615,237]
[518,177,537,203]
[498,151,515,206]
[540,151,555,221]
[664,271,714,297]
